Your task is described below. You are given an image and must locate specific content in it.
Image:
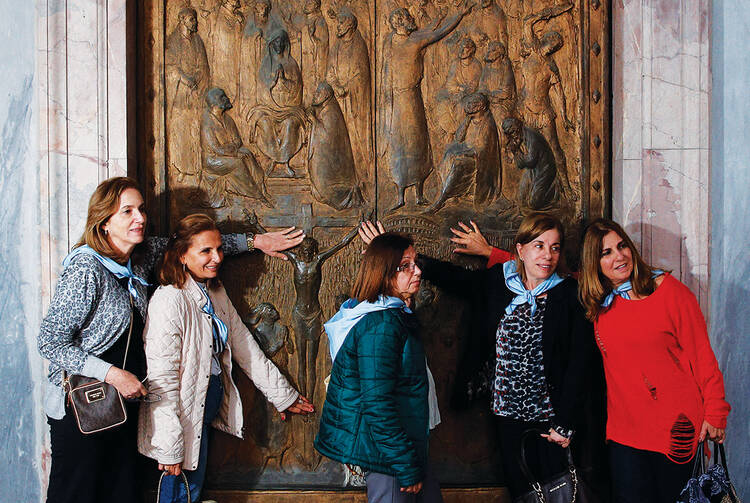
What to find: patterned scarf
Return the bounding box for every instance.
[197,283,228,354]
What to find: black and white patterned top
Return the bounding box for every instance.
[492,297,554,421]
[38,234,248,418]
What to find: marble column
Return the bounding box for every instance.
[612,0,711,312]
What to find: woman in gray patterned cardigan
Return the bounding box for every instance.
[38,177,303,503]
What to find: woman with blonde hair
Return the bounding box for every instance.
[357,214,601,499]
[578,218,730,503]
[38,177,304,503]
[139,213,314,503]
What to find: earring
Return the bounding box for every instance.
[104,228,109,236]
[182,263,186,272]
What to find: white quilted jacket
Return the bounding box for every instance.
[137,276,299,469]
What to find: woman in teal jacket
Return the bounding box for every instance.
[315,232,441,502]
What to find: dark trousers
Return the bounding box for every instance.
[366,467,443,503]
[609,441,693,503]
[46,402,140,503]
[496,416,569,499]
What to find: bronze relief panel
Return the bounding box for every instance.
[138,0,609,489]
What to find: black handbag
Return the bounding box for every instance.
[678,441,741,503]
[514,429,598,503]
[63,300,133,435]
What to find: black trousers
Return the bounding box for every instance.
[609,441,693,503]
[46,403,140,503]
[496,416,569,499]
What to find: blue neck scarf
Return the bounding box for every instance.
[503,261,564,315]
[601,269,665,307]
[324,295,411,362]
[63,245,150,300]
[197,283,228,354]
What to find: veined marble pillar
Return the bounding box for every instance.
[612,0,711,312]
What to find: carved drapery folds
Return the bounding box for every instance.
[139,0,609,490]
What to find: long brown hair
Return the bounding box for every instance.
[351,232,414,303]
[159,213,220,288]
[513,212,567,283]
[579,218,663,321]
[74,177,142,261]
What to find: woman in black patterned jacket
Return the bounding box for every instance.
[38,177,303,503]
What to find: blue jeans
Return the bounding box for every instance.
[159,374,224,503]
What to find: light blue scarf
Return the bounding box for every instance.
[62,245,150,299]
[323,295,441,430]
[601,269,665,307]
[197,283,229,354]
[324,295,411,362]
[503,261,564,315]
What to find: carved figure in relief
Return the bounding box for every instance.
[468,0,508,49]
[246,303,293,357]
[300,0,329,106]
[248,29,308,177]
[282,228,359,400]
[380,5,473,213]
[502,117,559,212]
[200,87,274,208]
[409,0,439,27]
[435,37,482,140]
[520,3,575,198]
[166,7,211,181]
[479,41,517,124]
[326,8,372,186]
[428,93,501,212]
[239,0,280,119]
[205,0,245,101]
[307,83,364,210]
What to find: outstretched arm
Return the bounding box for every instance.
[417,4,473,47]
[523,2,574,51]
[319,225,360,262]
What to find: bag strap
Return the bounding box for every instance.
[518,428,576,486]
[156,471,191,503]
[120,294,134,369]
[691,441,706,478]
[63,293,134,390]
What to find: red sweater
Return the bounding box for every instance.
[594,274,730,462]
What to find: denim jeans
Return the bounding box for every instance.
[158,374,224,503]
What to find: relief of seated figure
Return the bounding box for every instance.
[428,92,501,213]
[246,29,308,178]
[200,87,274,208]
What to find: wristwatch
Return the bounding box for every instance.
[246,233,255,251]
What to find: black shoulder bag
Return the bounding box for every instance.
[514,428,598,503]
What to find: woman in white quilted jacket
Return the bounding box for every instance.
[138,214,314,503]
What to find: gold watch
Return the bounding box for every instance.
[246,233,255,251]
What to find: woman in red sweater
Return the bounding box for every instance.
[578,218,730,503]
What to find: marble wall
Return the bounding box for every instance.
[612,0,711,312]
[1,0,43,501]
[710,1,750,498]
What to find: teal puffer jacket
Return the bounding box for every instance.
[315,308,429,486]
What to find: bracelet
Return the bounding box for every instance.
[246,233,255,251]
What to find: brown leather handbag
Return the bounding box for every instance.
[63,304,133,435]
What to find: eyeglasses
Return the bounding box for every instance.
[396,261,419,273]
